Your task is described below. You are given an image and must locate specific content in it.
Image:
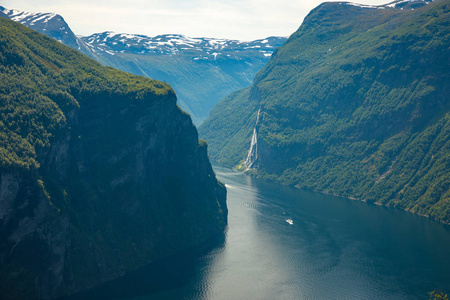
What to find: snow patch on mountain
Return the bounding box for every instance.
[0,5,286,61]
[343,0,434,9]
[0,6,58,25]
[81,32,286,60]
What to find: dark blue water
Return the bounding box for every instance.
[69,165,450,299]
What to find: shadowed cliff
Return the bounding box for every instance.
[0,17,227,300]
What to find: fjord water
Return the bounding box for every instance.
[71,165,450,300]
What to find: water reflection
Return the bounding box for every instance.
[61,234,225,300]
[63,165,450,300]
[200,166,295,300]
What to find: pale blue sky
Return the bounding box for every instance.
[2,0,390,40]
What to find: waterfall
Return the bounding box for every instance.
[244,109,261,170]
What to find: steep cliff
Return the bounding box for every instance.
[200,0,450,223]
[0,17,227,299]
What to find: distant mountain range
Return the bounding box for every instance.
[0,6,286,124]
[81,31,282,59]
[199,0,450,224]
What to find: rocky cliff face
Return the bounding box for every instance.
[0,17,226,300]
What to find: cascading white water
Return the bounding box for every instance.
[245,127,258,167]
[244,109,261,170]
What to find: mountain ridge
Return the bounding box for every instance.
[0,6,286,125]
[81,31,284,58]
[199,0,450,224]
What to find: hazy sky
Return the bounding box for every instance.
[2,0,389,40]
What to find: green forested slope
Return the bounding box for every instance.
[199,87,256,165]
[0,17,226,299]
[200,0,450,223]
[0,15,173,170]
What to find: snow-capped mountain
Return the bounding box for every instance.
[0,0,434,124]
[343,0,433,9]
[1,7,60,28]
[82,32,284,60]
[0,6,83,50]
[0,5,286,124]
[81,32,286,124]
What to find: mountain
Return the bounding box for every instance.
[0,6,88,53]
[0,6,286,125]
[80,33,286,124]
[0,16,226,300]
[199,0,450,224]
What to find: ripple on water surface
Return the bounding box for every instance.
[64,165,450,300]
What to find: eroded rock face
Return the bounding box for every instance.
[0,170,70,299]
[0,17,227,300]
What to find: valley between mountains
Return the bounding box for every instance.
[0,5,286,125]
[0,0,449,299]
